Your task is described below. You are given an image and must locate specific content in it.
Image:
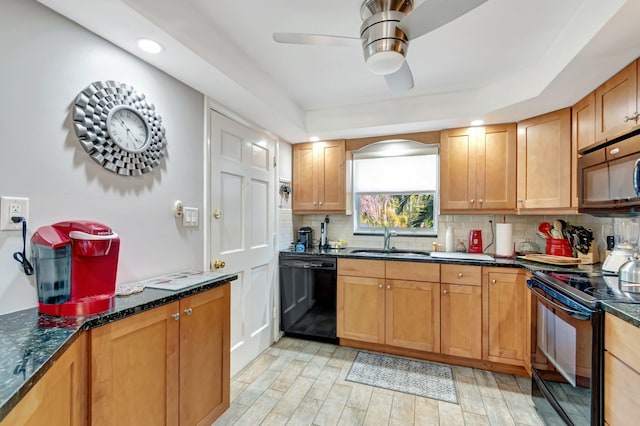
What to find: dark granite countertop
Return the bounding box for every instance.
[0,271,237,422]
[601,302,640,328]
[280,246,597,274]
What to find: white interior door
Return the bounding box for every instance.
[209,110,276,377]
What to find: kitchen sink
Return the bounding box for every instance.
[350,249,431,258]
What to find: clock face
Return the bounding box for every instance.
[107,106,150,153]
[72,81,168,176]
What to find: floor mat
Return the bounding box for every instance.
[345,351,458,404]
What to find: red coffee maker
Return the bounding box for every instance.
[468,229,483,253]
[31,221,120,316]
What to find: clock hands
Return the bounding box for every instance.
[114,115,144,148]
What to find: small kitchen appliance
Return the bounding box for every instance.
[319,215,329,248]
[31,221,120,316]
[297,227,313,249]
[602,217,639,274]
[468,230,483,253]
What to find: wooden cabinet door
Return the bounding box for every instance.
[317,140,346,212]
[573,92,596,152]
[604,352,640,426]
[292,143,318,211]
[337,274,385,343]
[440,128,476,211]
[90,302,180,426]
[385,279,440,352]
[0,334,88,426]
[516,108,571,209]
[179,285,230,426]
[483,270,525,366]
[441,283,482,359]
[595,60,638,142]
[476,124,516,210]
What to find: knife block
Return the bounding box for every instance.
[577,242,600,265]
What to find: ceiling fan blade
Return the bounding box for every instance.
[399,0,487,40]
[273,32,361,47]
[385,61,414,92]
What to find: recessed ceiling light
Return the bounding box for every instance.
[309,136,320,142]
[137,39,163,54]
[470,120,484,126]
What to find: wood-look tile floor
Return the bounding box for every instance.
[214,338,545,426]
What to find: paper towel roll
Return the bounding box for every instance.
[495,223,514,257]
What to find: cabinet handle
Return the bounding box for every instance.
[172,313,180,320]
[184,308,193,315]
[610,147,620,155]
[443,290,448,295]
[458,273,464,278]
[470,199,475,204]
[478,199,483,204]
[378,284,383,289]
[387,284,391,289]
[492,279,497,284]
[517,199,524,203]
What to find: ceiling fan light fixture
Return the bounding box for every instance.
[366,50,405,75]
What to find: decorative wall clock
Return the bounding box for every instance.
[72,81,167,176]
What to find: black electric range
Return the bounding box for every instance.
[528,270,640,425]
[531,270,640,309]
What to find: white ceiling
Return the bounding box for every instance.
[38,0,640,143]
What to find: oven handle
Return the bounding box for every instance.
[527,281,591,320]
[634,158,640,196]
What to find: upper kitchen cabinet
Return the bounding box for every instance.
[293,140,346,214]
[595,59,640,143]
[517,108,574,211]
[440,124,516,213]
[573,91,596,153]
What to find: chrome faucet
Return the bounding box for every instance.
[383,227,397,251]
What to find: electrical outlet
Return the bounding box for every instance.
[1,197,29,231]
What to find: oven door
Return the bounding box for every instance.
[527,279,602,426]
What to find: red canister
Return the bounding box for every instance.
[546,238,573,257]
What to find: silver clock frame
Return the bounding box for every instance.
[72,80,167,176]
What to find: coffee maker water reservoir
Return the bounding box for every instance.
[32,221,120,316]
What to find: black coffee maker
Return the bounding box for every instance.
[298,227,313,248]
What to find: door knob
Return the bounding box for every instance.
[172,313,180,321]
[378,284,383,289]
[458,273,464,278]
[386,285,391,289]
[184,308,193,315]
[443,290,448,295]
[212,259,226,270]
[213,209,221,219]
[492,279,497,284]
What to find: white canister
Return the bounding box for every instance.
[445,226,454,252]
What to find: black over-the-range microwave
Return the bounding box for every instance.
[579,130,640,216]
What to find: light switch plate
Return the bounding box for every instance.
[182,207,199,227]
[1,197,29,231]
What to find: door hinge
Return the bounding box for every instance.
[273,155,277,168]
[273,306,277,320]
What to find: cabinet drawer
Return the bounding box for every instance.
[441,264,481,286]
[605,313,640,370]
[338,258,385,278]
[604,351,640,426]
[386,261,439,282]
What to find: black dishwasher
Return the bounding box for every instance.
[279,255,337,343]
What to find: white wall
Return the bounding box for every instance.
[0,0,206,314]
[277,141,293,249]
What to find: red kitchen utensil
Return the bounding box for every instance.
[538,222,552,238]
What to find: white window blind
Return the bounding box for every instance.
[354,155,437,193]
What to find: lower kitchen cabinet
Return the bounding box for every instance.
[440,265,482,360]
[337,259,385,343]
[483,268,526,366]
[0,334,88,426]
[604,313,640,426]
[90,284,230,426]
[386,279,440,352]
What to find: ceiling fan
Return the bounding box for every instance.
[273,0,487,92]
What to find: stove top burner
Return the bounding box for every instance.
[542,271,640,304]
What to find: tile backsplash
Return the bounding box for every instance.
[293,213,613,258]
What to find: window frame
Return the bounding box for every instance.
[351,140,439,237]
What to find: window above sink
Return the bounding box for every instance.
[352,140,439,237]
